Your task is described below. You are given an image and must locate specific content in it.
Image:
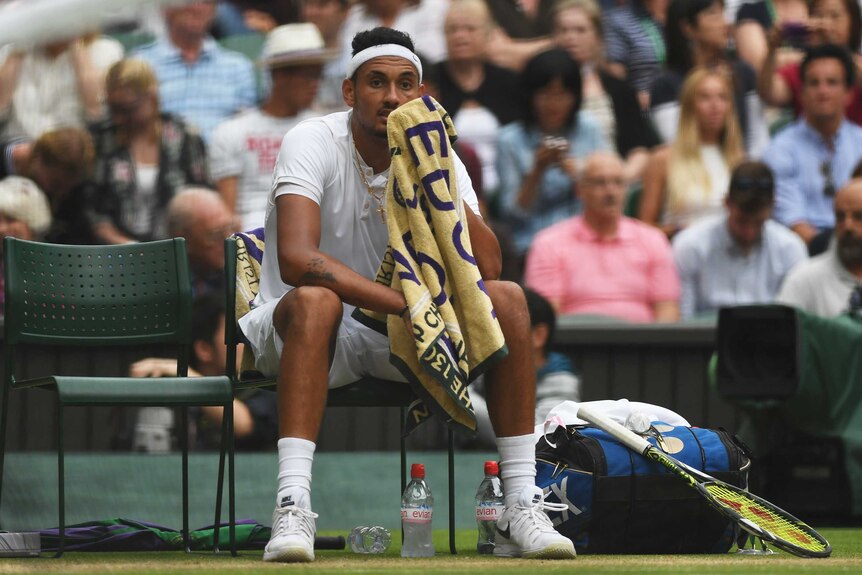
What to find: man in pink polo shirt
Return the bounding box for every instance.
[524,152,681,322]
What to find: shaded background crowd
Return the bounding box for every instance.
[1,0,861,450]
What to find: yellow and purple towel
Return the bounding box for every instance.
[233,227,265,377]
[353,96,508,434]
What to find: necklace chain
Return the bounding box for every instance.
[352,144,386,223]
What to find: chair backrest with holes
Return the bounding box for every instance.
[3,238,193,347]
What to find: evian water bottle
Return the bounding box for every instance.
[475,460,504,554]
[400,463,434,557]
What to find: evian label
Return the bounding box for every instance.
[401,505,433,524]
[475,503,504,521]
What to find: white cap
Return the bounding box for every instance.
[260,23,338,68]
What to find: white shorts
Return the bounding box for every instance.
[238,297,408,388]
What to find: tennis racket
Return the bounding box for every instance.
[576,404,831,558]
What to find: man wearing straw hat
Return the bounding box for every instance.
[209,23,337,231]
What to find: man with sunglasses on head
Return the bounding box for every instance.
[763,44,862,256]
[672,161,808,320]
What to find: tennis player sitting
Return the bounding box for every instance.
[238,26,576,562]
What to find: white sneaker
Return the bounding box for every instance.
[262,499,318,563]
[494,485,576,559]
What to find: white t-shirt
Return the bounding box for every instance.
[776,244,858,318]
[209,108,317,230]
[0,37,123,139]
[453,106,501,195]
[664,145,730,229]
[128,162,159,238]
[251,110,481,319]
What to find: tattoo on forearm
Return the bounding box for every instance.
[299,257,337,285]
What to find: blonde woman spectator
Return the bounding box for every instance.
[552,0,658,184]
[84,59,209,245]
[0,33,123,139]
[640,68,745,237]
[435,0,520,197]
[650,0,768,158]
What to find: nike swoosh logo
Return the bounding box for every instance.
[496,523,511,540]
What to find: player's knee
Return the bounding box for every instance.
[275,286,342,334]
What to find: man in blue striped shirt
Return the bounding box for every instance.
[133,2,258,142]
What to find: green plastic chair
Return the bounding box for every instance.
[0,238,236,556]
[225,235,458,555]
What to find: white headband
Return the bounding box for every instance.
[346,43,423,82]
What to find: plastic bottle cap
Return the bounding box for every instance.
[484,461,499,476]
[410,463,425,479]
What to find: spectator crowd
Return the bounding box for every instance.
[1,0,861,326]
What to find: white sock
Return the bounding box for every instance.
[276,437,315,510]
[496,433,537,508]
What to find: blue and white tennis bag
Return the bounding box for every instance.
[536,422,751,554]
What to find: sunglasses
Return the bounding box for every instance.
[730,176,772,191]
[821,161,836,197]
[108,97,145,116]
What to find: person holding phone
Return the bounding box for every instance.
[495,48,609,280]
[734,0,808,76]
[757,0,862,124]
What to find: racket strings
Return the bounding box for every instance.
[704,484,827,553]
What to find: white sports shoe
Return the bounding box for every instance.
[494,485,576,559]
[262,499,318,563]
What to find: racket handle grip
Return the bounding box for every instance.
[577,404,652,455]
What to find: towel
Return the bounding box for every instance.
[352,96,508,434]
[233,227,266,377]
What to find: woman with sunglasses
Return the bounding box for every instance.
[84,58,210,244]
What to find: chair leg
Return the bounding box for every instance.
[448,429,456,555]
[180,407,190,552]
[228,401,236,556]
[56,405,65,558]
[213,408,227,554]
[0,383,10,529]
[212,400,236,555]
